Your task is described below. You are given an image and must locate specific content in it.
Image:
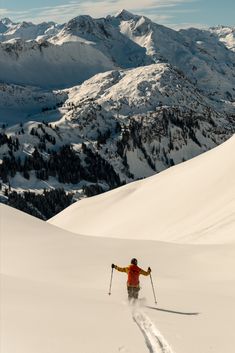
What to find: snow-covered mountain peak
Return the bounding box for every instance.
[115,9,140,21]
[58,14,113,41]
[66,62,218,117]
[65,15,94,32]
[117,14,235,104]
[0,12,234,103]
[0,17,14,26]
[50,13,150,70]
[19,21,33,28]
[0,18,60,42]
[0,18,15,34]
[209,25,235,51]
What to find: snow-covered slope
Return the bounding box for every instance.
[53,63,233,178]
[47,62,234,177]
[50,135,235,244]
[0,39,117,88]
[1,203,235,353]
[63,62,227,115]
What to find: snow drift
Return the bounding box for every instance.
[50,135,235,244]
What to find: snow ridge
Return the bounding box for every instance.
[133,309,175,353]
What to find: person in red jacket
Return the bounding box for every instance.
[112,258,151,300]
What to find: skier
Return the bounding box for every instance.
[111,258,151,300]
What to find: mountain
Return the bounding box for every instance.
[51,15,151,69]
[0,18,61,41]
[1,63,235,219]
[0,14,150,89]
[53,62,234,180]
[0,12,235,219]
[116,11,235,105]
[0,18,14,34]
[1,63,235,218]
[0,12,234,106]
[0,18,14,26]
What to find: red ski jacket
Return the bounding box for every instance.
[115,264,150,287]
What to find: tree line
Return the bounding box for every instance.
[0,143,121,187]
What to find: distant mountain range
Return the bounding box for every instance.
[0,10,234,219]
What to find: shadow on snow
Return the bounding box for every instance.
[146,306,200,315]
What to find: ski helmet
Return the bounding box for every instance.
[131,258,138,265]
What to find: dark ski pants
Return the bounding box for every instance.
[127,286,140,300]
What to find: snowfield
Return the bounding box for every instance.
[50,135,235,244]
[1,203,235,353]
[1,134,235,353]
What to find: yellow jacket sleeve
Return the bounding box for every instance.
[115,265,129,273]
[139,268,151,276]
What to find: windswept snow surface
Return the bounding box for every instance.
[50,135,235,244]
[1,204,235,353]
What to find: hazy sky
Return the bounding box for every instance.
[0,0,234,29]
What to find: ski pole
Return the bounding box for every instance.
[108,267,114,295]
[150,272,157,304]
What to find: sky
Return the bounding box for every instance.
[0,0,234,29]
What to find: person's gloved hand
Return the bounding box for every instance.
[111,264,115,269]
[148,267,151,272]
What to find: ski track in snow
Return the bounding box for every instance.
[132,309,175,353]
